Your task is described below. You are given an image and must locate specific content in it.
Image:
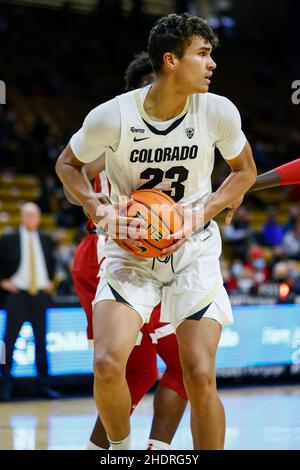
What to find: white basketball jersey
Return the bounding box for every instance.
[106,87,215,208]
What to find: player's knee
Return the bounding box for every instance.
[183,363,215,392]
[93,354,124,384]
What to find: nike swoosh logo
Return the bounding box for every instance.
[203,233,213,242]
[133,136,150,142]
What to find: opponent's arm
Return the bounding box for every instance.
[204,111,298,218]
[224,158,300,222]
[248,158,300,192]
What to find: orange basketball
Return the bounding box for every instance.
[119,189,182,258]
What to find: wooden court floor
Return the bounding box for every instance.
[1,385,300,450]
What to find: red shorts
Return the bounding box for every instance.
[72,233,99,340]
[141,304,187,401]
[126,308,188,408]
[72,234,187,407]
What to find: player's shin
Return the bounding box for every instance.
[92,300,143,448]
[93,360,132,445]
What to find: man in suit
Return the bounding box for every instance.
[0,202,59,400]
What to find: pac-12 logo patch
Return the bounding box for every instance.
[186,128,194,139]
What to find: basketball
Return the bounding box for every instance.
[119,189,183,258]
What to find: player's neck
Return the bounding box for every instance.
[144,77,189,122]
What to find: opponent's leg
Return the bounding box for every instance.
[126,329,159,409]
[148,329,188,448]
[148,385,187,449]
[93,300,143,445]
[89,416,109,449]
[176,317,225,450]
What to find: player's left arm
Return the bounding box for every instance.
[162,142,256,255]
[161,98,257,256]
[204,140,257,225]
[204,97,257,224]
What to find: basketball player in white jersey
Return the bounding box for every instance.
[56,13,257,449]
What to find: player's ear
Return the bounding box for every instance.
[163,52,177,71]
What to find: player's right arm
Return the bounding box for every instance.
[62,153,108,205]
[84,153,106,181]
[56,100,147,241]
[56,100,116,219]
[57,143,100,216]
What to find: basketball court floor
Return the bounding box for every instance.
[1,385,300,450]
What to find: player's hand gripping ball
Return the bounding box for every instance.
[119,189,183,258]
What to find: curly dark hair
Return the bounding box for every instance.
[148,13,218,73]
[124,52,153,91]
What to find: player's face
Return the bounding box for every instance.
[175,36,216,94]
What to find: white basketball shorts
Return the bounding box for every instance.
[92,220,233,329]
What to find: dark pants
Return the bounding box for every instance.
[1,290,50,386]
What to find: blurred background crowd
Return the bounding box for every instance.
[0,0,300,303]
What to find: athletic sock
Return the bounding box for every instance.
[86,440,107,450]
[108,433,131,450]
[147,439,170,451]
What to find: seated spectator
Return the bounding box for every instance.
[37,175,60,214]
[52,229,77,296]
[283,206,299,234]
[287,261,300,294]
[271,261,297,303]
[271,261,290,283]
[226,259,244,291]
[245,245,270,287]
[269,245,286,272]
[260,207,284,247]
[282,224,300,260]
[220,259,232,291]
[234,267,255,295]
